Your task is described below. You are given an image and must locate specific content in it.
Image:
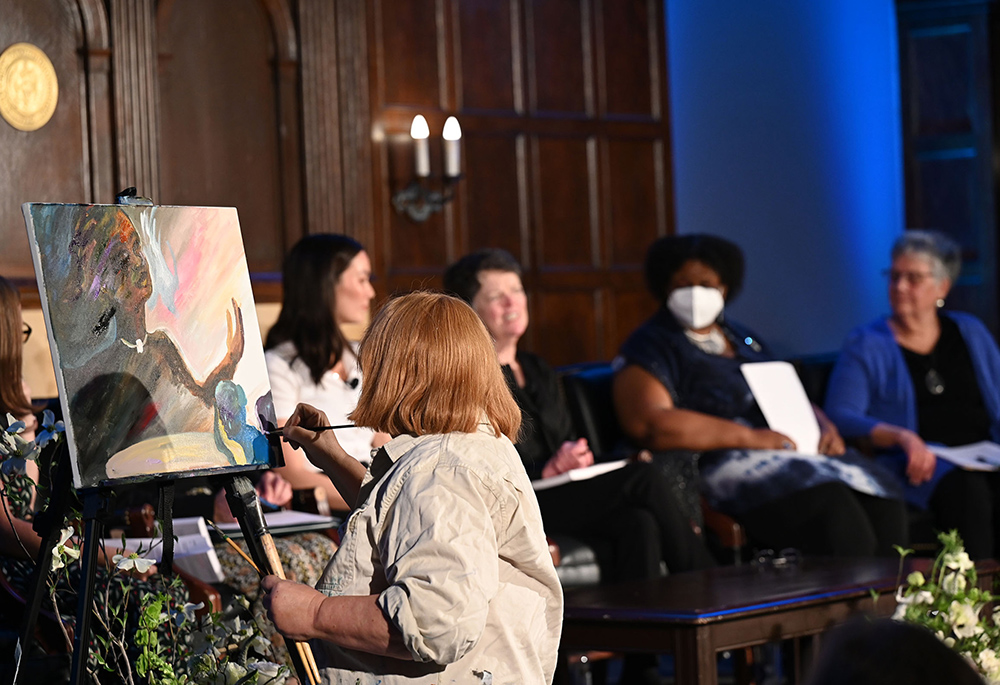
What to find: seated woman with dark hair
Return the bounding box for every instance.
[613,234,908,557]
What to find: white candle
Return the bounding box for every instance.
[442,116,462,178]
[410,115,430,178]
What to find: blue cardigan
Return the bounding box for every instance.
[824,311,1000,507]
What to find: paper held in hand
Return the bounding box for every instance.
[532,459,629,491]
[740,361,820,455]
[932,441,1000,471]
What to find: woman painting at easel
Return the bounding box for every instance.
[262,292,562,683]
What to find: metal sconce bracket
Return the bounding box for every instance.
[391,177,459,223]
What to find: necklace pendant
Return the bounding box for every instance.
[925,368,945,395]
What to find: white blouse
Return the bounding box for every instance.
[265,341,376,464]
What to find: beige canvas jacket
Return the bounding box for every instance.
[313,424,564,684]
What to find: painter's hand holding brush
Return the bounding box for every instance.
[283,403,368,509]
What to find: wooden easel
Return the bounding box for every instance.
[15,463,316,685]
[15,189,315,683]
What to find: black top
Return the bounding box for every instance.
[502,351,576,480]
[900,314,992,446]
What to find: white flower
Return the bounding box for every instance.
[216,661,249,685]
[979,649,1000,681]
[112,552,155,574]
[893,587,936,619]
[949,600,983,639]
[907,571,926,587]
[248,661,288,683]
[51,527,80,572]
[0,423,40,467]
[173,601,205,627]
[944,550,976,574]
[942,570,968,595]
[34,409,64,448]
[4,413,25,434]
[935,630,957,648]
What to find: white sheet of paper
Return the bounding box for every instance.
[104,516,225,583]
[216,510,338,534]
[532,459,629,491]
[932,441,1000,471]
[740,361,820,455]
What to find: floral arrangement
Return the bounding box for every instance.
[1,412,291,684]
[894,530,1000,683]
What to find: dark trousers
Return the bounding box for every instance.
[739,482,908,557]
[535,461,714,582]
[930,469,1000,560]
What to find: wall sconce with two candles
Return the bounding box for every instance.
[391,115,462,223]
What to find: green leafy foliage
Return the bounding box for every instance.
[895,530,1000,683]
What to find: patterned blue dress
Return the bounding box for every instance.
[615,308,902,517]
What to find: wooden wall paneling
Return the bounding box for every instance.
[373,0,444,109]
[533,289,602,365]
[363,0,676,364]
[334,0,375,250]
[605,136,666,266]
[596,0,660,120]
[156,0,300,279]
[461,131,528,261]
[532,135,599,268]
[381,130,453,291]
[298,0,345,237]
[276,60,304,257]
[110,0,159,199]
[525,0,593,116]
[455,0,519,114]
[78,0,114,208]
[606,285,657,355]
[897,1,997,331]
[0,0,100,284]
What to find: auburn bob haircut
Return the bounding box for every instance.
[349,291,521,440]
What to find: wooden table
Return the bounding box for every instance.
[559,557,999,685]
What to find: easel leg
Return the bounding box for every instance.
[69,488,110,685]
[16,445,74,665]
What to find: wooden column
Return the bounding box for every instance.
[109,0,160,200]
[298,0,345,237]
[334,0,375,250]
[298,0,374,248]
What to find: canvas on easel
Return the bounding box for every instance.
[22,203,279,489]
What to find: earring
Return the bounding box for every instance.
[936,298,945,308]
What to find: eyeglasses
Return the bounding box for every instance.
[22,323,31,343]
[752,547,801,569]
[883,269,936,286]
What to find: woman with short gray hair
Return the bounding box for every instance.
[826,229,1000,559]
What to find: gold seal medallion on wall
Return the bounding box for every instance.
[0,43,59,132]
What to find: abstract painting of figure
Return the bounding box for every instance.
[22,203,278,489]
